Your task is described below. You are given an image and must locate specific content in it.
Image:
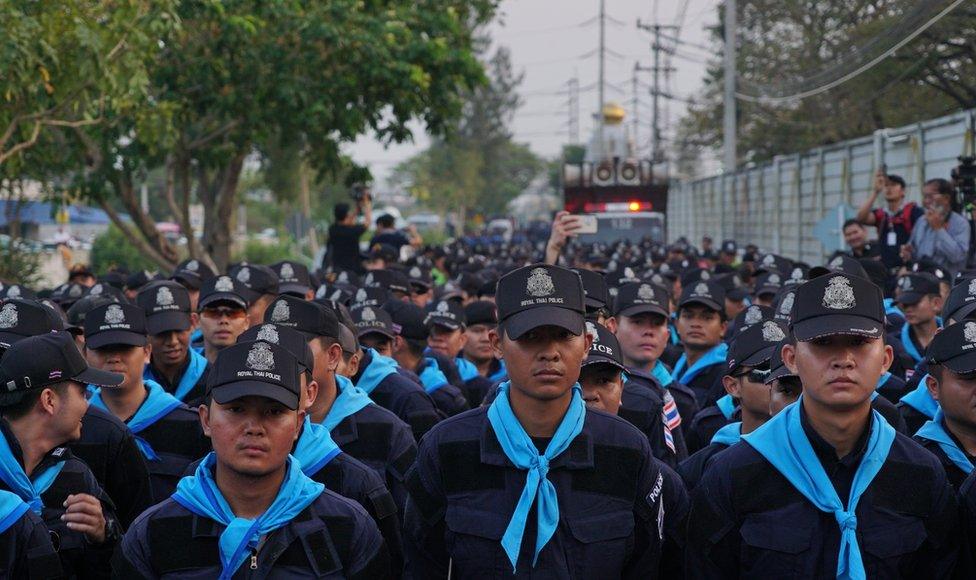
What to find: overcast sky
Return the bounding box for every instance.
[345,0,721,187]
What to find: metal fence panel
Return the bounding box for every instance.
[668,109,975,262]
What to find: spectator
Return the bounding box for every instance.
[326,195,372,274]
[856,169,924,272]
[842,219,879,259]
[369,214,422,253]
[901,178,970,275]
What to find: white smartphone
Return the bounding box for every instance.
[576,214,598,234]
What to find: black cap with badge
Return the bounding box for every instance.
[573,269,609,313]
[352,305,397,340]
[944,277,976,323]
[772,288,798,323]
[464,300,498,327]
[764,339,795,385]
[407,265,433,291]
[229,264,279,303]
[84,282,127,303]
[677,279,726,315]
[726,319,788,375]
[0,299,66,348]
[271,261,312,297]
[136,281,192,335]
[198,275,249,310]
[721,240,737,254]
[789,272,884,341]
[495,264,585,340]
[582,321,626,371]
[927,320,976,374]
[894,272,941,306]
[754,271,784,298]
[0,284,36,301]
[84,302,148,349]
[363,270,411,296]
[808,254,868,280]
[730,304,774,335]
[207,340,301,410]
[238,324,314,373]
[263,295,339,339]
[0,333,122,403]
[348,287,388,311]
[425,300,466,331]
[613,281,669,318]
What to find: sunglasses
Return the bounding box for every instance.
[201,306,247,320]
[733,367,771,384]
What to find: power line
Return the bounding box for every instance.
[736,0,966,104]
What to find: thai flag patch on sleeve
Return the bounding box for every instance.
[662,391,681,430]
[663,425,676,454]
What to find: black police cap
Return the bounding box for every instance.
[388,302,427,341]
[136,281,192,335]
[772,288,797,323]
[238,324,314,373]
[809,255,868,280]
[349,287,388,311]
[424,300,466,331]
[352,305,397,340]
[582,321,625,371]
[678,279,726,314]
[84,282,127,303]
[84,302,148,349]
[0,299,66,348]
[174,258,215,281]
[495,264,585,340]
[927,321,976,374]
[731,304,774,335]
[229,264,279,302]
[271,261,312,297]
[207,340,301,410]
[407,265,433,290]
[894,272,941,306]
[0,284,35,301]
[782,266,808,288]
[0,332,122,395]
[789,272,884,341]
[727,320,788,374]
[754,254,792,276]
[613,282,669,318]
[573,269,609,311]
[264,295,339,339]
[464,300,498,327]
[764,339,796,385]
[754,271,784,297]
[945,277,976,323]
[198,275,249,310]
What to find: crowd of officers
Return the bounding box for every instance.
[0,208,974,578]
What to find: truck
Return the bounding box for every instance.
[561,102,669,245]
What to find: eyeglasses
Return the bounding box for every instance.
[733,368,771,384]
[201,306,247,320]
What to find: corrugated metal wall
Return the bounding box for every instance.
[668,109,976,264]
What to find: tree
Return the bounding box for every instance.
[0,0,176,168]
[65,0,497,271]
[676,0,974,170]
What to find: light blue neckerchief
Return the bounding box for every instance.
[0,490,29,534]
[0,431,65,514]
[172,453,324,580]
[876,372,892,390]
[710,421,742,446]
[355,348,399,395]
[419,357,450,394]
[668,323,680,345]
[487,359,509,383]
[671,343,729,385]
[487,381,586,571]
[650,360,674,387]
[455,357,480,382]
[900,378,939,419]
[716,394,736,419]
[321,375,372,432]
[144,347,209,402]
[883,298,904,320]
[900,323,923,364]
[744,399,895,580]
[292,417,342,478]
[90,380,183,461]
[916,410,975,474]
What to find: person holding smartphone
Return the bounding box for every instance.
[902,178,970,276]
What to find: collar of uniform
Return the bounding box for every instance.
[328,411,358,447]
[351,350,373,384]
[189,500,321,540]
[479,410,594,470]
[0,417,71,472]
[798,402,870,468]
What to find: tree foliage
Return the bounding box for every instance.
[391,46,544,221]
[677,0,976,173]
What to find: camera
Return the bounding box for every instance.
[952,155,976,206]
[350,184,371,203]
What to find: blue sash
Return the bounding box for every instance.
[915,411,975,474]
[899,379,939,419]
[321,375,372,431]
[671,343,728,385]
[710,421,741,446]
[172,454,323,580]
[292,417,342,478]
[144,348,208,402]
[0,432,65,514]
[487,381,586,570]
[744,400,895,580]
[91,380,183,461]
[355,349,398,395]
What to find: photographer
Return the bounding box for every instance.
[900,178,970,276]
[326,187,373,274]
[369,214,422,254]
[856,169,923,272]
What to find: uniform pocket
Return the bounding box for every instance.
[740,515,812,578]
[860,518,927,577]
[444,504,510,577]
[564,511,635,579]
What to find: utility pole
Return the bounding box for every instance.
[567,75,580,144]
[723,0,737,171]
[631,63,639,153]
[636,20,676,164]
[597,0,606,159]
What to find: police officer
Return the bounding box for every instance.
[138,281,210,406]
[229,263,280,326]
[672,279,729,408]
[84,302,211,502]
[685,272,958,577]
[890,273,943,372]
[425,299,493,409]
[677,320,786,489]
[0,333,124,577]
[461,300,508,392]
[114,340,391,578]
[196,275,251,363]
[914,322,976,489]
[272,260,314,299]
[404,264,667,578]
